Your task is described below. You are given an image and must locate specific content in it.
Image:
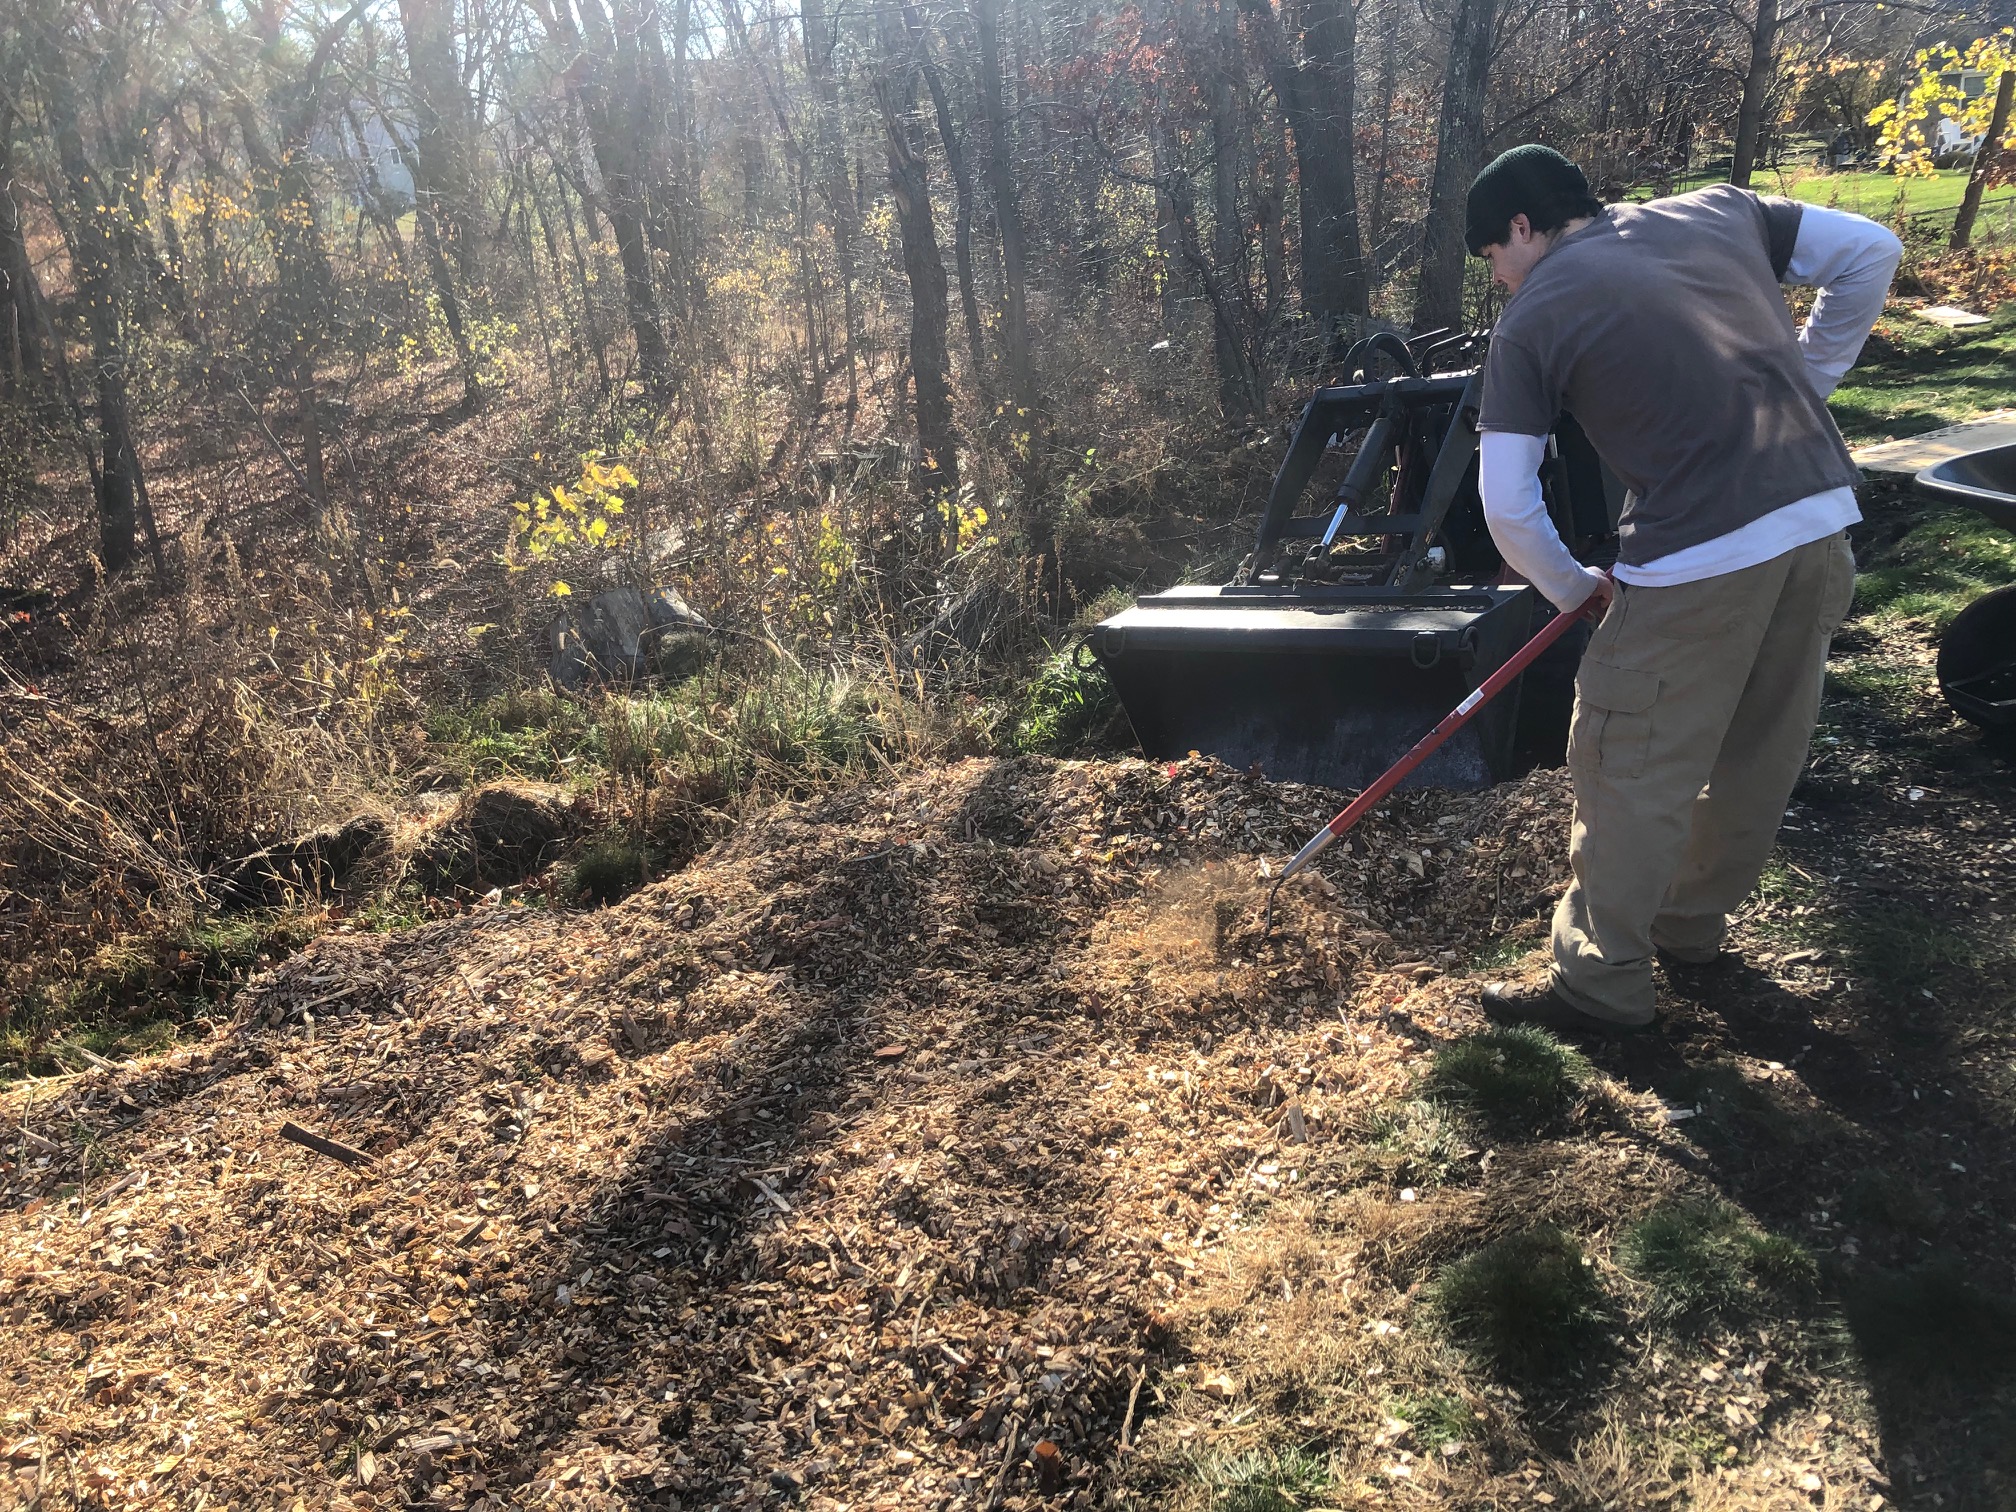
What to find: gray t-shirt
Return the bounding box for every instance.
[1477,185,1862,567]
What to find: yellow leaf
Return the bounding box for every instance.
[551,581,573,597]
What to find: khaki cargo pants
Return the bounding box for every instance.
[1550,532,1857,1025]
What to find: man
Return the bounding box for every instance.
[1465,144,1902,1033]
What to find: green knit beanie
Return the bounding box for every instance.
[1465,145,1599,256]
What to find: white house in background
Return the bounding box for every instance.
[324,105,417,209]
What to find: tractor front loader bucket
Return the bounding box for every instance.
[1091,585,1540,791]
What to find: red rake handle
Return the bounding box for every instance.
[1271,583,1606,896]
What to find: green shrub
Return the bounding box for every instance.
[1430,1226,1605,1376]
[1617,1200,1817,1325]
[1427,1025,1593,1127]
[1012,647,1118,755]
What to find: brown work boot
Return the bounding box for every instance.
[1481,980,1654,1037]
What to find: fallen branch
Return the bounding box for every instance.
[278,1120,374,1168]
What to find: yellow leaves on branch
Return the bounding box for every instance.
[1870,29,2016,177]
[502,454,638,589]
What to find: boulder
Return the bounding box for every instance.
[548,585,713,688]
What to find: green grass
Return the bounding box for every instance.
[1841,1168,1948,1236]
[1622,165,2015,223]
[1465,934,1536,974]
[1187,1444,1335,1512]
[1364,1098,1474,1188]
[569,837,649,905]
[1617,1200,1817,1326]
[1,911,319,1079]
[1825,653,1929,714]
[1426,1025,1594,1129]
[426,667,916,796]
[1854,509,2016,632]
[1780,167,2005,220]
[1829,308,2016,445]
[1386,1390,1474,1451]
[1430,1226,1606,1377]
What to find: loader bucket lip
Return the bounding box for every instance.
[1093,585,1520,658]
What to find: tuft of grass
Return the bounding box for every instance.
[1427,1025,1593,1128]
[1187,1443,1334,1512]
[1750,873,1985,997]
[569,838,650,905]
[1825,655,1929,715]
[1387,1390,1474,1451]
[1617,1200,1817,1325]
[1364,1099,1474,1189]
[1841,1167,1947,1235]
[1467,934,1536,973]
[1662,1062,1837,1150]
[1841,1262,2016,1385]
[1430,1225,1606,1377]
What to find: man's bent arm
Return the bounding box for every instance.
[1478,430,1609,613]
[1783,204,1903,398]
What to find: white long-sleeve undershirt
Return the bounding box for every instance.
[1479,203,1902,611]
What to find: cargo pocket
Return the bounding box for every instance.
[1819,534,1856,636]
[1570,660,1659,779]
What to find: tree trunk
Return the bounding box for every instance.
[976,0,1034,416]
[802,0,862,430]
[917,33,987,385]
[1411,0,1498,332]
[1205,0,1256,416]
[875,23,960,514]
[1239,0,1368,330]
[1366,0,1399,258]
[34,27,141,572]
[1729,0,1779,188]
[1139,0,1187,322]
[0,100,46,394]
[537,0,674,392]
[393,0,482,407]
[395,0,481,286]
[1951,64,2014,251]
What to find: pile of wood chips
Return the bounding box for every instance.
[1,754,1573,1509]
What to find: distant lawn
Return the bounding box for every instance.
[1631,166,2016,229]
[1829,304,2016,444]
[1780,168,1976,218]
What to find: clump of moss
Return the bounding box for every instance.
[1430,1225,1606,1376]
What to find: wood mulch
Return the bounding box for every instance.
[0,755,1575,1509]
